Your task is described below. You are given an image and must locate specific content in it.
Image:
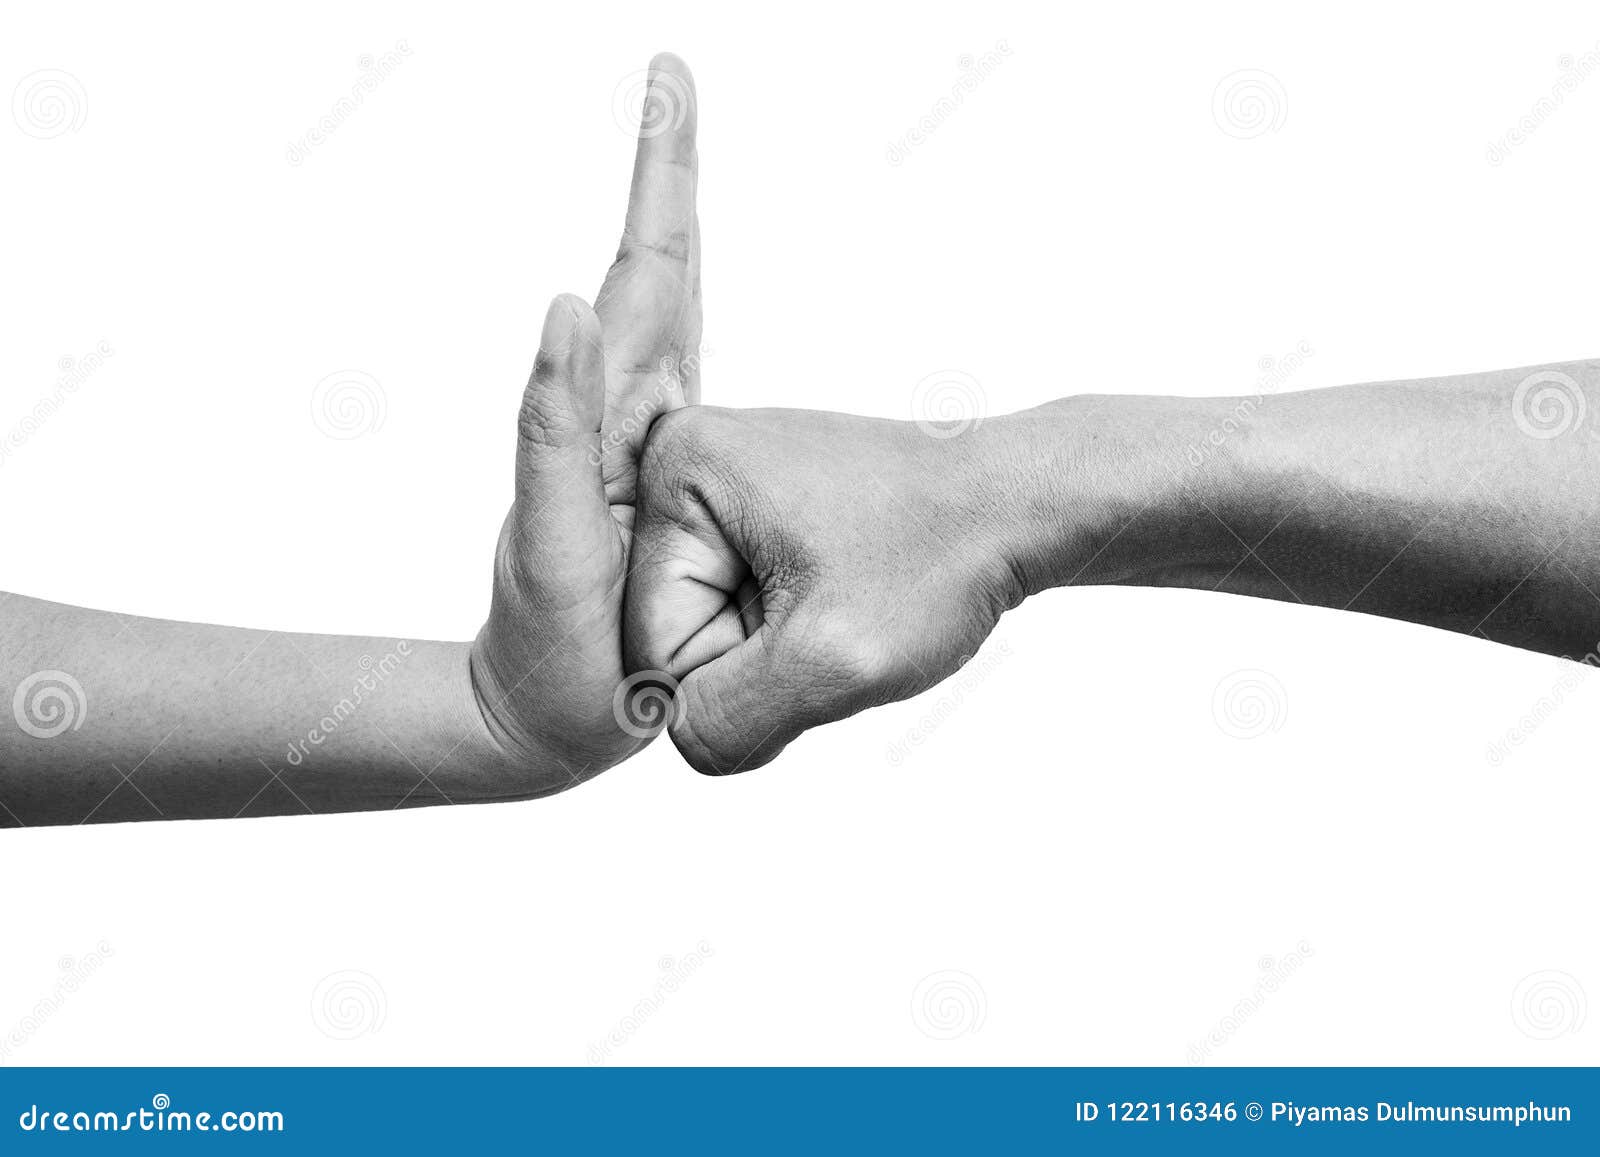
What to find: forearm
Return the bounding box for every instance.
[0,594,530,827]
[988,360,1600,658]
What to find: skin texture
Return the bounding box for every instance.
[9,51,1600,819]
[0,54,700,826]
[472,52,702,785]
[624,407,1023,774]
[626,361,1600,775]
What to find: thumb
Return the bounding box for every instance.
[668,628,807,775]
[514,294,610,525]
[661,607,904,776]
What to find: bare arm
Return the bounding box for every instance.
[624,359,1600,773]
[1004,360,1600,658]
[0,593,515,825]
[2,54,703,825]
[0,297,622,827]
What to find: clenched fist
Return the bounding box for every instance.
[623,406,1027,773]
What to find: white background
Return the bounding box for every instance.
[1,1,1596,1066]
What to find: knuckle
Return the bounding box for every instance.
[635,415,685,507]
[643,402,699,455]
[615,230,694,266]
[637,406,716,500]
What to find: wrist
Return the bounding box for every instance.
[973,394,1248,598]
[443,641,552,797]
[463,636,567,785]
[466,631,642,797]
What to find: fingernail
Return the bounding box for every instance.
[538,294,586,361]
